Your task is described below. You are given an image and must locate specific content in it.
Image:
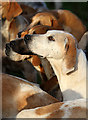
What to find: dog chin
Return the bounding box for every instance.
[28,50,44,58]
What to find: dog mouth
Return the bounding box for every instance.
[5,43,11,56]
[27,50,44,58]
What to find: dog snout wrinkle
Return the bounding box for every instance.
[24,35,31,45]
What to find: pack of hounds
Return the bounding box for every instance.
[0,0,88,119]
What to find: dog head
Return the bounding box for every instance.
[18,25,56,38]
[24,30,77,74]
[1,0,22,21]
[29,12,62,29]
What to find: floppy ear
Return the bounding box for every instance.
[51,19,63,30]
[2,1,22,21]
[62,35,77,74]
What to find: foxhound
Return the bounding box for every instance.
[23,30,88,101]
[16,30,88,118]
[2,73,58,118]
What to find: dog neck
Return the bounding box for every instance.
[47,49,87,100]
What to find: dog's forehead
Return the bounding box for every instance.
[46,30,76,40]
[47,30,66,36]
[46,30,67,39]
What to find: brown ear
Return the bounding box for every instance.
[2,1,22,21]
[62,35,77,74]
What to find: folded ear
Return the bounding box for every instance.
[62,34,77,74]
[2,1,22,21]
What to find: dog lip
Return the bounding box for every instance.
[27,51,43,58]
[5,43,10,56]
[27,51,37,55]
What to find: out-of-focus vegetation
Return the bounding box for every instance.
[46,2,88,29]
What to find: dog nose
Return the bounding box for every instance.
[10,41,16,48]
[18,32,22,38]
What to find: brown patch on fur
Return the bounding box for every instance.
[64,34,77,71]
[32,55,41,66]
[21,31,29,38]
[19,4,36,23]
[41,76,58,92]
[47,109,64,118]
[9,19,19,41]
[1,1,22,21]
[36,102,63,115]
[23,93,58,110]
[56,10,86,41]
[65,105,69,107]
[20,4,36,17]
[70,106,87,118]
[29,25,55,34]
[20,25,59,38]
[27,55,48,83]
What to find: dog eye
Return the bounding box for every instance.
[48,36,55,41]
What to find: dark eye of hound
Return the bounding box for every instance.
[48,36,55,41]
[33,31,36,34]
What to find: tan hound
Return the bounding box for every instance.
[2,73,58,118]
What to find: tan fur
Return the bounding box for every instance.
[29,12,62,29]
[27,10,86,42]
[2,73,58,118]
[1,1,22,21]
[35,102,64,115]
[56,10,86,41]
[20,25,59,38]
[17,99,87,118]
[64,34,77,70]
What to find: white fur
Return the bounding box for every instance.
[26,30,88,101]
[48,49,87,101]
[16,98,87,118]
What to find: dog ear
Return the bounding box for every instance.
[2,1,22,21]
[62,35,77,74]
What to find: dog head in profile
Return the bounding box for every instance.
[24,30,77,74]
[5,25,57,57]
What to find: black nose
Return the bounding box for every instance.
[24,35,31,45]
[18,32,22,38]
[10,41,16,48]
